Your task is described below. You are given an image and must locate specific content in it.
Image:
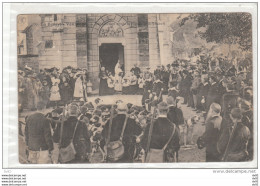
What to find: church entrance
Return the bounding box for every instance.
[99,43,124,75]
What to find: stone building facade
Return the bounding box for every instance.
[20,14,173,89]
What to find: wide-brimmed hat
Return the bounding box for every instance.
[67,105,79,117]
[166,96,176,107]
[117,102,128,112]
[158,101,168,111]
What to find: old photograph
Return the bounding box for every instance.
[17,13,253,164]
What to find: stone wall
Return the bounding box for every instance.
[76,14,88,69]
[38,14,77,70]
[18,55,39,72]
[148,14,161,71]
[36,14,166,90]
[86,14,139,89]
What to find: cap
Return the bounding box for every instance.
[166,96,176,106]
[52,107,63,115]
[67,105,79,117]
[80,105,88,114]
[230,108,242,120]
[117,102,128,112]
[93,109,102,117]
[158,101,168,111]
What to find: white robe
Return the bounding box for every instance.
[50,78,60,101]
[114,75,122,91]
[74,77,85,98]
[115,62,123,75]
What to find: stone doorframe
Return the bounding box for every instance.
[88,14,134,89]
[90,14,132,64]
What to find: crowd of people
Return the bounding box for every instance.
[20,53,254,164]
[18,66,91,112]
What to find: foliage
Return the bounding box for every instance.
[179,13,252,51]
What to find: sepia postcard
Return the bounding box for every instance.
[15,11,255,167]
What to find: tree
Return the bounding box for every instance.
[180,13,252,51]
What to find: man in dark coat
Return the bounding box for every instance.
[166,97,184,127]
[217,108,250,162]
[59,69,72,105]
[142,68,153,106]
[190,71,201,110]
[101,103,142,163]
[206,75,221,111]
[239,100,253,161]
[152,75,164,101]
[197,76,209,112]
[53,105,91,163]
[142,102,180,162]
[154,65,162,80]
[161,66,170,93]
[25,111,54,164]
[44,69,53,89]
[181,70,192,104]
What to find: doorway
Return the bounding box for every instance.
[99,43,124,75]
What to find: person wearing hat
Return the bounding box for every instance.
[53,104,91,163]
[130,63,141,79]
[198,103,222,162]
[143,66,153,88]
[101,102,142,163]
[239,99,253,160]
[142,101,180,162]
[25,112,54,164]
[43,69,53,89]
[190,70,201,111]
[154,64,162,80]
[141,68,153,106]
[59,68,72,105]
[206,75,221,111]
[217,108,250,162]
[168,65,179,88]
[166,96,184,127]
[161,65,170,93]
[23,71,37,111]
[180,70,192,105]
[152,75,164,102]
[129,70,138,95]
[197,76,209,113]
[39,79,50,109]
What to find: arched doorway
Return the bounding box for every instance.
[99,43,124,74]
[97,20,126,75]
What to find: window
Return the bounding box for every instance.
[54,14,58,21]
[138,32,149,44]
[45,40,53,48]
[138,14,148,27]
